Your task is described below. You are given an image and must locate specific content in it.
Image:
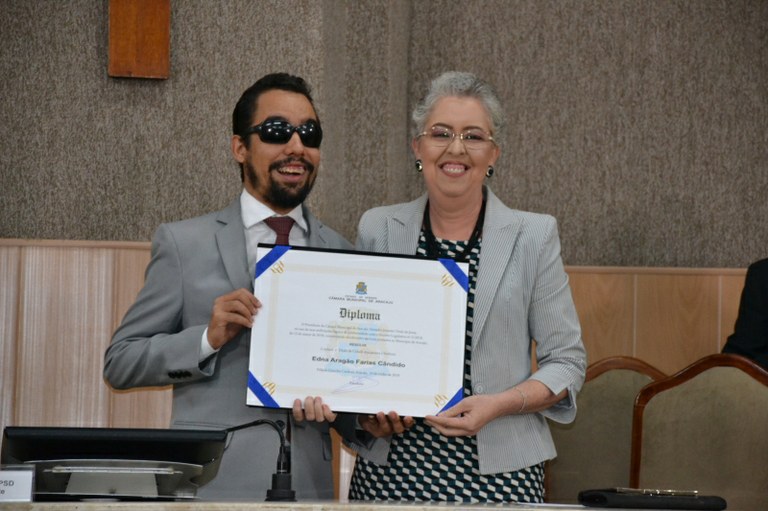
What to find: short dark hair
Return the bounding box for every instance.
[232,73,317,139]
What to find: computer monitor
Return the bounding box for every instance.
[1,426,228,501]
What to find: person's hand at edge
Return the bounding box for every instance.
[424,394,503,436]
[293,396,337,423]
[358,411,415,437]
[207,288,260,349]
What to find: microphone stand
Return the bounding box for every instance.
[226,419,296,501]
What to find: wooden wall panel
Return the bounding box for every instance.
[14,246,115,426]
[111,247,150,324]
[107,247,172,428]
[568,270,634,363]
[635,274,720,375]
[719,274,746,350]
[336,434,357,502]
[0,246,21,433]
[108,386,171,429]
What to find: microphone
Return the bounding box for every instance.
[225,418,296,501]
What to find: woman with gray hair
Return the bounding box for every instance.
[347,71,587,503]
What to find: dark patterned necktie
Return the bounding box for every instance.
[264,216,295,245]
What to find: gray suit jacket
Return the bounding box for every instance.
[353,187,586,474]
[104,197,355,501]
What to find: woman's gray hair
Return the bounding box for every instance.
[412,71,504,139]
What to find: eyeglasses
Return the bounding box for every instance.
[241,118,323,148]
[417,125,495,151]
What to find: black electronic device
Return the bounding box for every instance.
[0,426,227,501]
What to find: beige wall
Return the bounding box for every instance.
[1,1,766,267]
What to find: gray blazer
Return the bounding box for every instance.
[353,187,586,474]
[104,197,355,501]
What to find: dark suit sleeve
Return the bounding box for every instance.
[723,259,768,369]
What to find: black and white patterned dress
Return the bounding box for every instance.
[348,233,545,503]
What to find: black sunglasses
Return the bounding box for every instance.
[241,118,323,148]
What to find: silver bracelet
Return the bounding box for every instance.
[513,386,527,414]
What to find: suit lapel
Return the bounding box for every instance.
[472,189,523,346]
[388,194,428,255]
[304,205,330,248]
[215,199,252,291]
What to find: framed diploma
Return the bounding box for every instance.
[247,245,468,418]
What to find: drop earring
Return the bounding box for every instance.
[415,159,423,173]
[486,165,494,178]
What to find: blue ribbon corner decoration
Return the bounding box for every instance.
[254,245,292,279]
[248,371,280,408]
[250,246,291,408]
[438,258,469,292]
[439,388,464,413]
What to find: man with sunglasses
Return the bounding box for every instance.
[104,73,357,501]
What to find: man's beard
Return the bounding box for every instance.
[244,158,316,210]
